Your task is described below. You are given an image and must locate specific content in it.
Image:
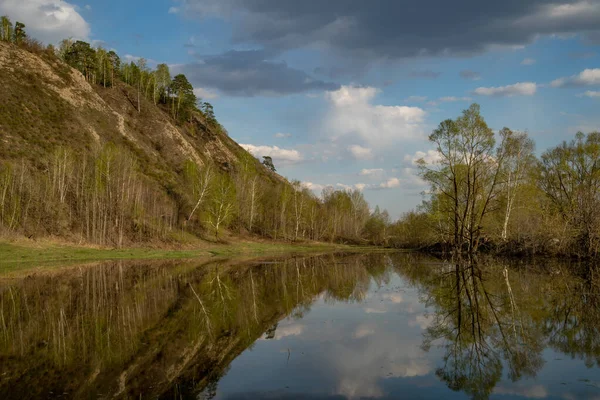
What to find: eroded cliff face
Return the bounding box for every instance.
[0,40,271,176]
[0,42,286,243]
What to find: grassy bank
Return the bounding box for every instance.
[0,239,385,273]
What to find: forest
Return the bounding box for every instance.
[0,17,381,246]
[2,16,599,257]
[391,104,600,258]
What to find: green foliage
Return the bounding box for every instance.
[63,40,96,81]
[0,25,380,246]
[262,156,276,172]
[538,131,600,255]
[170,73,197,122]
[13,21,25,43]
[0,16,13,42]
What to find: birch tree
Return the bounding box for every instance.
[207,174,236,240]
[499,129,535,241]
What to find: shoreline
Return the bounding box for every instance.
[0,239,393,273]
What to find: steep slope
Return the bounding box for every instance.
[0,41,285,244]
[0,41,276,181]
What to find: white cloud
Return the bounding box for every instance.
[473,82,537,97]
[353,324,376,339]
[122,54,160,67]
[405,150,442,166]
[379,178,401,189]
[545,1,598,18]
[302,182,326,192]
[405,95,427,103]
[168,7,180,14]
[382,293,403,303]
[408,314,434,330]
[274,132,292,138]
[324,86,426,148]
[240,144,303,165]
[0,0,90,44]
[336,183,367,192]
[439,96,472,102]
[521,57,536,65]
[273,324,304,340]
[578,90,600,97]
[193,87,219,100]
[551,68,600,87]
[348,144,373,160]
[359,168,385,178]
[84,4,91,10]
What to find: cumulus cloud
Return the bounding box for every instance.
[177,50,339,96]
[274,132,292,138]
[348,145,373,160]
[240,144,303,165]
[473,82,537,97]
[325,86,426,149]
[578,90,600,97]
[460,70,481,80]
[301,182,326,192]
[359,168,385,178]
[193,87,219,100]
[521,57,536,65]
[405,150,443,166]
[173,1,600,61]
[336,183,367,192]
[354,325,376,339]
[0,0,90,44]
[379,178,401,189]
[551,68,600,87]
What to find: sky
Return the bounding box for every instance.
[1,0,600,218]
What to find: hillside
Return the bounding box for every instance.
[0,41,276,180]
[0,40,373,247]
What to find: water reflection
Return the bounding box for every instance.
[0,254,599,399]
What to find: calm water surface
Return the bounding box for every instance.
[0,253,599,399]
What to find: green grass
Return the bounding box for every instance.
[0,240,384,274]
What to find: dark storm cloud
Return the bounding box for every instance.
[177,50,340,96]
[175,0,600,59]
[460,70,481,80]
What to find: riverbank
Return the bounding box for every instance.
[0,238,387,273]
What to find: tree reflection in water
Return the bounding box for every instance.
[397,254,600,399]
[0,253,599,399]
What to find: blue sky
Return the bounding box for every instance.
[2,0,600,217]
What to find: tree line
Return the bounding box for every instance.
[389,103,600,258]
[0,144,384,245]
[1,15,393,245]
[1,15,215,126]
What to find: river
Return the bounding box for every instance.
[0,252,599,399]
